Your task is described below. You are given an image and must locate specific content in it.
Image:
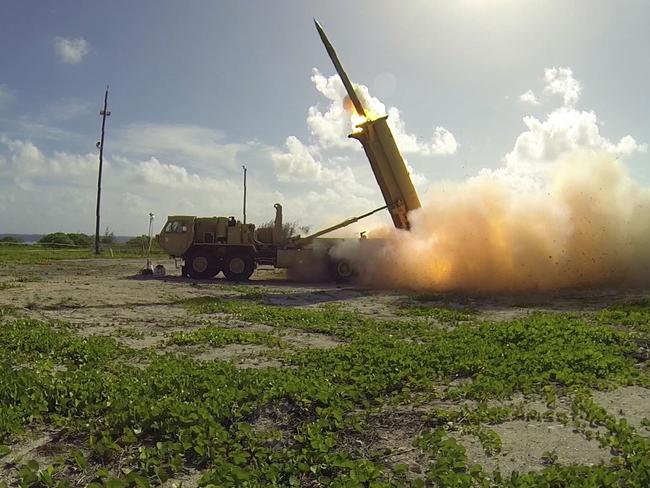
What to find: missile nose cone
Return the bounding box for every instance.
[312,17,367,118]
[314,19,329,46]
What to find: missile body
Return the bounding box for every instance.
[314,19,367,118]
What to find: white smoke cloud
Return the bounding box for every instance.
[519,89,540,105]
[544,67,581,106]
[53,37,91,64]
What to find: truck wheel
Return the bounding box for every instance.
[329,258,355,284]
[223,253,255,281]
[186,249,218,279]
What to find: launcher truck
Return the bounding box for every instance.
[158,20,421,281]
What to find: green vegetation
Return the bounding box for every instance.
[184,297,373,339]
[395,303,477,323]
[124,235,162,254]
[167,325,283,348]
[0,236,22,243]
[0,281,22,291]
[594,299,650,337]
[256,220,310,238]
[38,232,83,247]
[0,297,648,486]
[0,243,164,265]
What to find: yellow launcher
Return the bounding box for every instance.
[350,116,421,230]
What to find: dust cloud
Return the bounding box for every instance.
[333,150,650,293]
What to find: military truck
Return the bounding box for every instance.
[158,202,388,281]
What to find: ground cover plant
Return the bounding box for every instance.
[0,290,649,487]
[0,244,164,266]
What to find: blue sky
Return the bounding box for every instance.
[0,0,648,235]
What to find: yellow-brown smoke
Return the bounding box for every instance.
[333,150,650,293]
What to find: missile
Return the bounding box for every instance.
[314,19,367,118]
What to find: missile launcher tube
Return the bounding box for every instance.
[350,117,421,230]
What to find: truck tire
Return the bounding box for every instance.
[223,252,255,281]
[186,249,218,279]
[328,258,355,284]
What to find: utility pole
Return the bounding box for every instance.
[242,165,247,224]
[95,86,111,255]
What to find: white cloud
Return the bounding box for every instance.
[426,126,459,155]
[0,136,45,171]
[48,151,98,176]
[307,69,458,156]
[53,36,91,64]
[306,70,357,150]
[0,84,14,109]
[0,128,385,235]
[506,107,646,174]
[0,136,99,193]
[13,120,72,141]
[0,136,99,177]
[130,157,238,194]
[45,100,92,121]
[544,67,581,106]
[519,89,540,105]
[503,67,646,175]
[279,187,382,235]
[114,123,248,171]
[271,136,347,182]
[0,136,254,233]
[270,136,375,199]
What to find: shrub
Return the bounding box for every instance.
[66,233,93,247]
[0,236,22,243]
[257,220,310,238]
[100,227,115,244]
[125,235,162,254]
[38,232,75,247]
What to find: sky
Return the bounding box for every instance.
[0,0,648,236]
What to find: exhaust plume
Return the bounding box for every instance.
[328,67,650,294]
[334,149,650,293]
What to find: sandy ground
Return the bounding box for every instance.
[1,258,649,483]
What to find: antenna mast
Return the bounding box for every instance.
[242,165,247,224]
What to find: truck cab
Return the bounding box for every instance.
[159,215,258,280]
[159,216,195,257]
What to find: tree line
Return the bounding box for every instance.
[1,230,160,251]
